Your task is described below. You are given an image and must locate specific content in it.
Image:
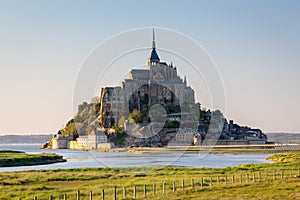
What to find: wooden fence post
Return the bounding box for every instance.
[114,186,117,200]
[77,190,80,200]
[153,183,156,195]
[259,172,261,182]
[232,175,234,184]
[201,177,204,188]
[246,174,249,183]
[163,182,166,194]
[133,186,136,199]
[102,189,105,200]
[49,196,52,200]
[210,177,212,187]
[281,170,284,179]
[34,197,37,200]
[217,176,220,185]
[191,179,194,188]
[144,185,147,197]
[182,179,184,190]
[253,173,256,182]
[123,187,126,198]
[290,170,293,177]
[225,176,227,185]
[173,182,176,192]
[240,174,242,184]
[89,191,93,200]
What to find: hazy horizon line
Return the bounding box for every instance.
[0,132,299,136]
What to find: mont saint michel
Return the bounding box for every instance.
[1,2,299,200]
[44,31,267,150]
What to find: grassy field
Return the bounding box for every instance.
[0,150,65,167]
[0,152,299,199]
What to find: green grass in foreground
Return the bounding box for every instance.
[0,152,299,199]
[0,150,65,167]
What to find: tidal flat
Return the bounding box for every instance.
[0,152,299,199]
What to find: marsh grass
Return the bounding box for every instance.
[0,151,65,167]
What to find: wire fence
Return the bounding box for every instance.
[26,168,300,200]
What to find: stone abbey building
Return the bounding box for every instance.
[47,31,267,149]
[45,30,267,150]
[99,30,196,128]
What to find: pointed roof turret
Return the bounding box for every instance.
[149,28,160,63]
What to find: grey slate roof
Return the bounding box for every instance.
[150,48,160,62]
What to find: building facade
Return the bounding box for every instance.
[99,30,196,129]
[77,130,108,149]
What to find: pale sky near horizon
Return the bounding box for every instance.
[0,0,299,134]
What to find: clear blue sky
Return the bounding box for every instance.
[0,0,299,134]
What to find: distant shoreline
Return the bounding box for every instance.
[0,134,52,145]
[93,144,300,155]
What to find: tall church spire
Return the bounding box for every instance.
[152,28,156,49]
[149,28,160,64]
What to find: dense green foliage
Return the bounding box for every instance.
[108,126,128,146]
[164,120,180,128]
[128,109,144,123]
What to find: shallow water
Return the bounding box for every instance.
[0,144,273,172]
